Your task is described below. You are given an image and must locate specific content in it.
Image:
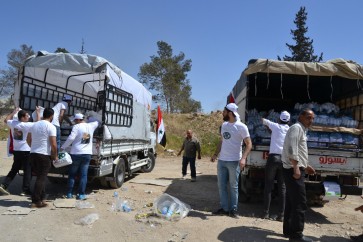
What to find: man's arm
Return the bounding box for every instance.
[197,141,201,159]
[177,141,184,156]
[211,138,222,162]
[26,133,32,147]
[4,108,20,124]
[240,137,252,169]
[50,136,58,161]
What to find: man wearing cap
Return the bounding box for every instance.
[61,113,99,200]
[282,108,315,242]
[211,103,252,218]
[262,111,290,221]
[52,94,73,152]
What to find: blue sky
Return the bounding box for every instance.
[1,1,362,112]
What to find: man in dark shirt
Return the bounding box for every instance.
[177,130,201,182]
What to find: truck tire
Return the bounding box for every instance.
[109,158,126,188]
[141,152,155,173]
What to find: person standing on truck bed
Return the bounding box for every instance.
[29,108,58,208]
[61,113,99,200]
[0,107,39,196]
[211,103,252,218]
[52,94,73,153]
[177,129,201,182]
[282,108,315,242]
[262,111,290,221]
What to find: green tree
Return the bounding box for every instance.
[55,47,69,53]
[139,41,200,113]
[278,7,323,62]
[0,44,34,96]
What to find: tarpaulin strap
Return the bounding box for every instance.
[266,61,270,89]
[330,76,333,101]
[280,73,283,99]
[254,74,257,96]
[307,75,311,100]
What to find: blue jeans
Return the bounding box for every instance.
[217,159,240,212]
[55,125,61,153]
[68,154,91,195]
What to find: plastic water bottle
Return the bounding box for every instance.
[166,202,176,219]
[122,200,131,212]
[161,206,168,215]
[113,192,122,212]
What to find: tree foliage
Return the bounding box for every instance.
[55,47,69,53]
[278,7,323,62]
[0,44,34,96]
[138,41,201,113]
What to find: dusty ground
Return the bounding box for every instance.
[0,141,362,242]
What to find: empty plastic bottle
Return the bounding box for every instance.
[122,200,131,212]
[166,202,176,219]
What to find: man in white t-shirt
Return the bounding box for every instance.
[29,108,57,208]
[61,113,99,200]
[0,108,37,196]
[262,111,290,221]
[210,103,252,218]
[52,94,73,152]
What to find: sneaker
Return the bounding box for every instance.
[0,184,10,195]
[191,177,196,182]
[77,194,87,200]
[66,193,73,199]
[20,190,32,196]
[212,208,229,216]
[229,210,239,219]
[181,175,187,180]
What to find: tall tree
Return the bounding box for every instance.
[139,41,200,113]
[0,44,34,96]
[55,47,69,53]
[278,7,323,62]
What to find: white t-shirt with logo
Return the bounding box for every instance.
[52,101,68,127]
[30,120,57,155]
[262,118,289,154]
[7,120,34,151]
[219,121,250,161]
[61,121,99,155]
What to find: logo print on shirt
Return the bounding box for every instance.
[13,128,23,140]
[81,132,90,144]
[223,132,231,139]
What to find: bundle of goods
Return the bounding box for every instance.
[247,102,361,149]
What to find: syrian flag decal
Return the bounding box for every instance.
[157,105,167,147]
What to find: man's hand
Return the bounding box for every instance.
[305,165,315,175]
[211,154,217,162]
[197,154,201,160]
[239,158,246,170]
[293,168,301,179]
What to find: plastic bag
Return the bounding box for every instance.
[31,106,44,121]
[53,152,72,168]
[153,193,191,221]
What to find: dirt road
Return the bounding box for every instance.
[0,141,362,242]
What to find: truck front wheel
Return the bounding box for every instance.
[141,152,155,173]
[109,158,126,188]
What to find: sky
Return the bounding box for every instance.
[1,1,363,113]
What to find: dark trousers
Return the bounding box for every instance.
[2,151,32,192]
[264,154,286,215]
[283,167,307,239]
[30,153,51,204]
[182,156,196,178]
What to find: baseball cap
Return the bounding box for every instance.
[62,94,72,101]
[72,113,84,121]
[225,103,240,119]
[280,111,290,122]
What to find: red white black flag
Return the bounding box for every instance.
[227,91,235,104]
[157,105,166,147]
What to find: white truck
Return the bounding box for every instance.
[231,58,363,204]
[13,51,157,188]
